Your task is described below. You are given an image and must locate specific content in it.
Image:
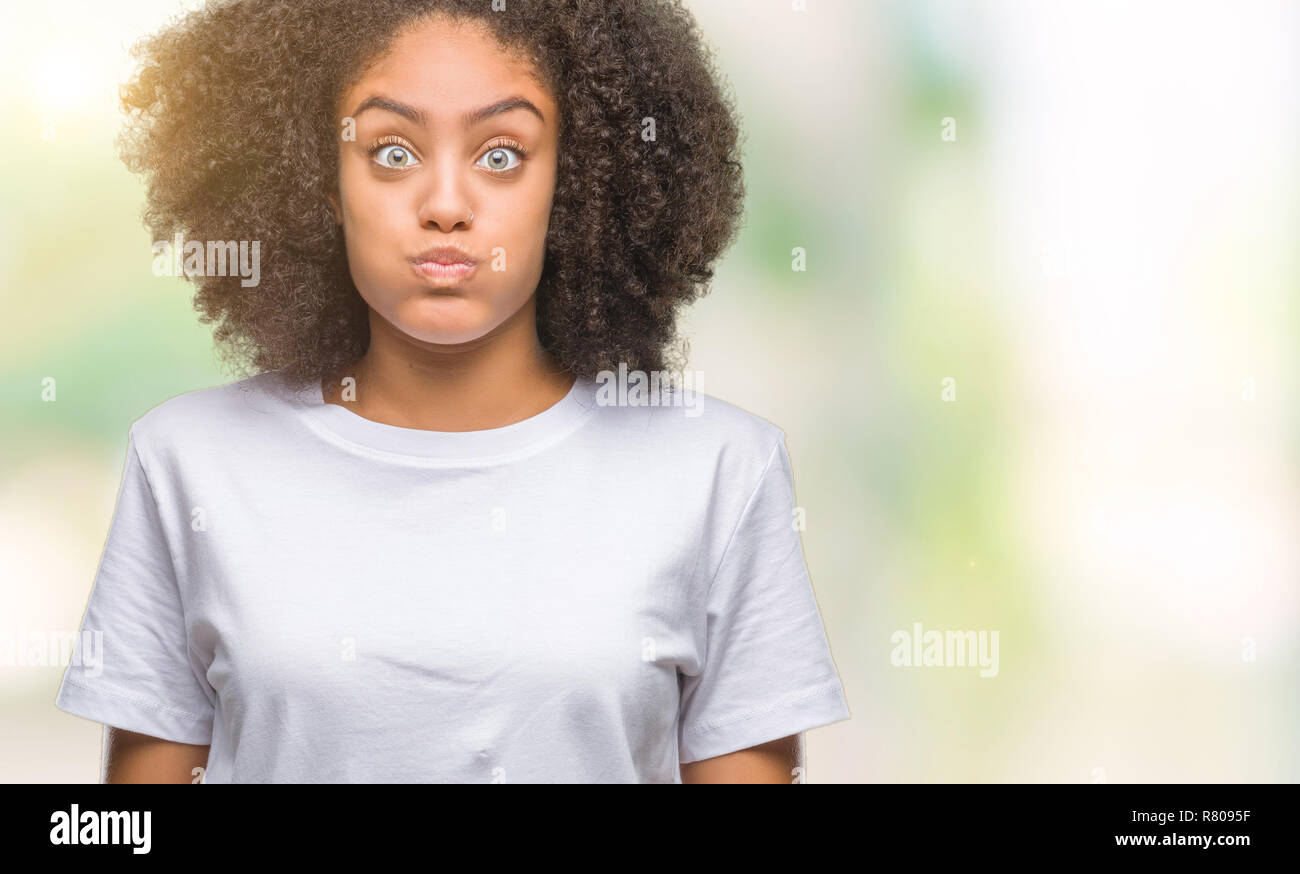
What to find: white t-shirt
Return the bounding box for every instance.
[55,370,850,783]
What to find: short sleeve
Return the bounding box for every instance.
[54,424,216,745]
[677,434,851,763]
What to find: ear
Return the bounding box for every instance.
[327,190,342,225]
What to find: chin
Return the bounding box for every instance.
[391,296,495,344]
[400,318,500,346]
[399,322,492,345]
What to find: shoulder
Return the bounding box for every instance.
[127,369,297,462]
[581,371,787,480]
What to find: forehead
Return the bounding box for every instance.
[344,15,554,122]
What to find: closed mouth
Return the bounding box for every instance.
[409,245,477,266]
[409,258,477,286]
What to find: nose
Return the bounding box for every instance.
[415,153,474,232]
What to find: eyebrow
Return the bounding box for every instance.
[350,94,545,128]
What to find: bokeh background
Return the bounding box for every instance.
[2,0,1296,782]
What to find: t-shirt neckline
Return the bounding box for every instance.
[286,373,598,462]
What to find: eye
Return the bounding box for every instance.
[371,143,419,169]
[477,144,525,173]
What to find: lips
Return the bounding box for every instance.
[409,245,477,266]
[409,245,478,287]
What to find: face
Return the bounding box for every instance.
[330,14,559,346]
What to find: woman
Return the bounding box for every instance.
[56,0,851,783]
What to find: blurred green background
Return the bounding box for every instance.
[2,0,1296,782]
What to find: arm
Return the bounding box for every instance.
[679,733,801,784]
[103,727,210,784]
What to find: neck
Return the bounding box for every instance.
[322,296,575,432]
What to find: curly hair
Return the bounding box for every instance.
[118,0,746,389]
